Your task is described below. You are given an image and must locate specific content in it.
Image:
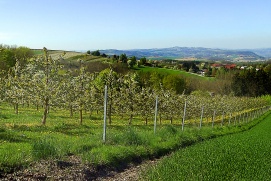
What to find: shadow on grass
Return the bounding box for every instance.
[10,124,50,132]
[0,131,32,143]
[76,144,93,153]
[0,114,8,119]
[53,123,94,136]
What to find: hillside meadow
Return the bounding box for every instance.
[136,66,213,80]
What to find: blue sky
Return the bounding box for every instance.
[0,0,271,50]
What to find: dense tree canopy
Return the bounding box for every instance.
[127,56,137,68]
[0,45,33,71]
[91,50,100,56]
[232,69,271,97]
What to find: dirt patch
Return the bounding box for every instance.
[1,155,95,180]
[96,159,158,181]
[1,155,159,181]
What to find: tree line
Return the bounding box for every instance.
[0,44,33,71]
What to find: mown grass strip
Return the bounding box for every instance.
[142,112,271,180]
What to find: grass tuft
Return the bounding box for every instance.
[32,137,59,159]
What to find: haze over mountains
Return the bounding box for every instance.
[100,47,271,61]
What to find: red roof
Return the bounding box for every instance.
[224,64,236,69]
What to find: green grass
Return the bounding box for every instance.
[32,49,44,55]
[0,104,269,175]
[136,66,213,81]
[142,111,271,180]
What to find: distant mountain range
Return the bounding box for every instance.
[100,47,270,61]
[247,48,271,58]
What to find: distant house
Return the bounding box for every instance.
[224,64,236,69]
[211,63,236,69]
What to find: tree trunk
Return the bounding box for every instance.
[170,117,173,124]
[36,104,39,111]
[42,98,49,125]
[47,105,50,114]
[79,109,83,125]
[145,117,148,125]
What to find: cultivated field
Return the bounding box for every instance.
[143,112,271,180]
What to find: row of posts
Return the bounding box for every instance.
[103,86,271,142]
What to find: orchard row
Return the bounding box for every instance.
[0,48,269,125]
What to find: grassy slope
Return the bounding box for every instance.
[143,112,271,180]
[136,66,213,81]
[32,49,108,62]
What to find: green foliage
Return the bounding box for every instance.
[149,71,163,91]
[14,47,34,66]
[232,69,271,96]
[119,53,128,63]
[91,50,100,56]
[94,68,118,88]
[162,74,185,94]
[0,46,33,71]
[139,57,147,65]
[127,56,137,68]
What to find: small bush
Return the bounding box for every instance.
[123,127,144,145]
[157,125,178,139]
[109,127,149,146]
